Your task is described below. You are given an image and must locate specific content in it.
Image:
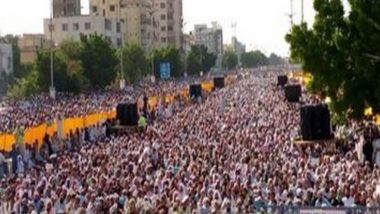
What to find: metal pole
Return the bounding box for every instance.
[119,0,125,89]
[290,0,294,26]
[301,0,304,23]
[49,0,55,99]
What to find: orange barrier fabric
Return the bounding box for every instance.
[0,134,16,151]
[63,117,84,138]
[149,96,158,109]
[201,81,214,92]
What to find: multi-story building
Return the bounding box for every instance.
[231,36,246,65]
[183,33,195,53]
[89,0,155,50]
[0,44,13,75]
[53,0,81,17]
[18,34,51,64]
[193,22,223,68]
[43,15,122,47]
[153,0,183,49]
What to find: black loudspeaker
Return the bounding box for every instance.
[190,84,202,98]
[301,105,314,141]
[285,85,302,102]
[277,75,288,87]
[116,103,138,126]
[214,77,225,88]
[301,104,332,141]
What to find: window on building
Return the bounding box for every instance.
[169,3,173,8]
[92,6,97,13]
[103,9,106,16]
[7,57,11,69]
[117,38,121,47]
[62,23,68,31]
[49,24,55,32]
[102,0,105,4]
[167,13,173,20]
[85,22,91,30]
[161,26,166,32]
[160,14,166,20]
[168,26,173,31]
[161,37,166,42]
[160,3,166,8]
[73,23,79,31]
[105,19,112,30]
[110,5,115,11]
[116,22,121,33]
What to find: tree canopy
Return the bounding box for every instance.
[79,33,118,88]
[153,46,183,78]
[286,0,380,118]
[241,50,268,68]
[222,50,238,70]
[186,45,216,76]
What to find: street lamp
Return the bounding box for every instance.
[149,8,158,83]
[49,0,55,99]
[119,0,125,89]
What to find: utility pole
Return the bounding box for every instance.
[288,0,295,26]
[49,0,55,99]
[301,0,304,23]
[119,0,125,89]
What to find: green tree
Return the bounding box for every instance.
[121,43,149,83]
[79,33,118,88]
[153,46,183,78]
[268,53,284,65]
[7,70,40,99]
[187,45,217,76]
[222,50,238,70]
[285,0,380,118]
[241,50,268,68]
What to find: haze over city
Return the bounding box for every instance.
[0,0,321,56]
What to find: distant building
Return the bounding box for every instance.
[231,37,246,65]
[89,0,155,50]
[43,15,122,47]
[193,22,223,68]
[53,0,81,18]
[0,44,13,75]
[153,0,183,49]
[183,33,195,53]
[18,34,51,64]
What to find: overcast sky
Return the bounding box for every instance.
[0,0,348,56]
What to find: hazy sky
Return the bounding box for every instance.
[0,0,343,56]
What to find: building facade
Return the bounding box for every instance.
[53,0,81,17]
[89,0,155,50]
[0,44,13,75]
[18,34,51,64]
[231,36,246,65]
[43,15,122,47]
[193,23,223,68]
[153,0,183,49]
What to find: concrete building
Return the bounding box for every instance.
[53,0,81,17]
[43,15,122,47]
[153,0,183,49]
[183,33,195,53]
[89,0,155,50]
[0,44,13,75]
[231,36,246,64]
[18,34,51,64]
[193,22,223,68]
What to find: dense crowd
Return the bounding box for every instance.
[1,70,380,214]
[0,80,191,134]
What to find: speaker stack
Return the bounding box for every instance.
[285,85,302,102]
[213,77,225,89]
[116,103,139,126]
[189,84,202,99]
[301,104,332,141]
[277,75,288,87]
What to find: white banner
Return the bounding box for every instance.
[299,210,345,214]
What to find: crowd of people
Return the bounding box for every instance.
[0,79,194,134]
[1,70,380,214]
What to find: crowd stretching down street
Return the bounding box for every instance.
[1,70,380,213]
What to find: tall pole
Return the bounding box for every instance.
[301,0,304,23]
[49,0,55,99]
[290,0,294,26]
[119,0,125,89]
